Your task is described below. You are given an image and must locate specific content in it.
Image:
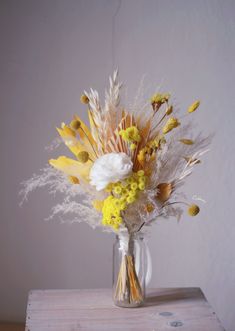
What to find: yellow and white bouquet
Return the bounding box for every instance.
[21,71,209,306]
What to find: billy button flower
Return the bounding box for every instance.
[188,204,200,216]
[70,119,81,131]
[77,151,89,163]
[80,94,89,104]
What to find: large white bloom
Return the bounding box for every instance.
[89,153,133,191]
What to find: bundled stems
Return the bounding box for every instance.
[113,235,144,307]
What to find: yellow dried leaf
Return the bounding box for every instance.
[188,100,200,113]
[179,139,194,145]
[49,156,92,182]
[92,200,104,212]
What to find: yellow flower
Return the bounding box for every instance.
[113,185,122,195]
[188,204,200,216]
[131,182,138,190]
[80,94,89,104]
[162,117,180,134]
[138,182,145,190]
[137,170,145,176]
[126,195,136,204]
[151,93,170,106]
[68,176,80,184]
[137,149,146,164]
[188,100,200,113]
[119,126,141,144]
[77,151,89,163]
[130,143,137,150]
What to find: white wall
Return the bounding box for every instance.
[0,0,235,330]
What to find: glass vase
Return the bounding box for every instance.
[112,232,149,308]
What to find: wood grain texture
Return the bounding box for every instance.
[0,323,24,331]
[25,288,225,331]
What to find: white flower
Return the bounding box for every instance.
[89,153,133,191]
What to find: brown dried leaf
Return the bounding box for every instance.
[184,156,201,165]
[156,183,172,202]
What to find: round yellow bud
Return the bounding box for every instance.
[130,143,137,150]
[70,119,81,130]
[77,151,89,163]
[188,204,200,216]
[80,94,89,104]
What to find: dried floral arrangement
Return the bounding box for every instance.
[21,71,209,306]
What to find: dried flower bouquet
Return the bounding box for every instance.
[21,71,209,306]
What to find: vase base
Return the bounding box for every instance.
[114,300,144,308]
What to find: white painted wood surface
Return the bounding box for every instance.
[25,288,224,331]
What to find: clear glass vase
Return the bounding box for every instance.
[112,232,148,308]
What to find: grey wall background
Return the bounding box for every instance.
[0,0,235,330]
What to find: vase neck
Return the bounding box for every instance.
[117,232,144,255]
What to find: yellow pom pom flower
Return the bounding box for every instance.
[113,185,122,195]
[138,182,145,190]
[137,170,145,177]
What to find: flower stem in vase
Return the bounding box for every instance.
[113,235,144,307]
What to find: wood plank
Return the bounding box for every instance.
[0,322,24,331]
[25,288,225,331]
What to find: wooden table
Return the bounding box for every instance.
[25,288,224,331]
